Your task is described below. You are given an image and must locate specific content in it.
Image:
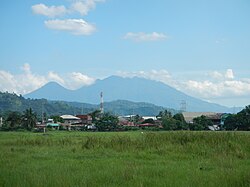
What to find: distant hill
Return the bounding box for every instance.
[25,76,232,112]
[0,92,89,117]
[24,82,75,101]
[0,92,173,117]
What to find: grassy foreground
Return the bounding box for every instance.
[0,131,249,187]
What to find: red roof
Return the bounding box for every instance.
[139,123,157,127]
[76,115,92,120]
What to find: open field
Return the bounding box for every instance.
[0,131,249,187]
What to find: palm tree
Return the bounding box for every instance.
[22,108,37,130]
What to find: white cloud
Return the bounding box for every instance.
[71,0,105,16]
[117,69,250,106]
[1,65,249,107]
[0,65,47,95]
[0,71,17,93]
[45,19,96,35]
[21,63,31,74]
[118,69,171,82]
[66,72,95,89]
[117,70,176,89]
[208,69,235,81]
[225,69,234,79]
[209,71,223,80]
[0,64,95,94]
[123,32,167,42]
[183,79,250,99]
[32,1,104,36]
[32,0,104,17]
[48,71,65,85]
[32,3,67,17]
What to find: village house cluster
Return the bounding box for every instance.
[35,112,229,131]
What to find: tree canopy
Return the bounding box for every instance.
[95,112,119,131]
[224,105,250,131]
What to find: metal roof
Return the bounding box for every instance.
[46,123,60,127]
[182,112,219,123]
[60,115,80,120]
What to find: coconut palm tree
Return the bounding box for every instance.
[22,108,37,130]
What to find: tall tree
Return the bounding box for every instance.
[162,117,178,130]
[224,114,238,130]
[22,108,37,130]
[50,115,64,123]
[224,105,250,131]
[191,115,213,130]
[173,113,188,130]
[157,110,172,119]
[6,111,22,129]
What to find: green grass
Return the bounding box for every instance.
[0,131,249,187]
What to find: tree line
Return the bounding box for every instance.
[1,103,250,131]
[2,108,37,131]
[224,105,250,131]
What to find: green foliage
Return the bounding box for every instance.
[157,109,172,119]
[21,108,37,130]
[95,113,119,131]
[236,105,250,130]
[90,110,102,123]
[50,115,64,123]
[0,92,177,118]
[224,105,250,131]
[162,117,178,130]
[5,111,22,129]
[0,131,249,187]
[173,113,189,130]
[0,92,87,117]
[128,114,143,123]
[224,114,238,130]
[190,115,213,130]
[158,110,187,130]
[142,118,155,124]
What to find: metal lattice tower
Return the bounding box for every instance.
[100,92,104,114]
[180,100,187,112]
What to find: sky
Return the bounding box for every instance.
[0,0,250,107]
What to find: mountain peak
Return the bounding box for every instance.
[25,81,73,101]
[25,75,230,112]
[42,81,65,88]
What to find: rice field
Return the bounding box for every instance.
[0,131,249,187]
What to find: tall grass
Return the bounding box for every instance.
[0,131,249,186]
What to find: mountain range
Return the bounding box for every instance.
[0,92,170,116]
[25,76,234,112]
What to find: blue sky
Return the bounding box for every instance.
[0,0,250,107]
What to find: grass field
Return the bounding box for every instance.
[0,131,249,187]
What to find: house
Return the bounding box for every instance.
[60,115,81,125]
[182,112,230,130]
[76,115,92,125]
[46,123,60,130]
[142,116,157,121]
[182,112,221,124]
[138,123,157,127]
